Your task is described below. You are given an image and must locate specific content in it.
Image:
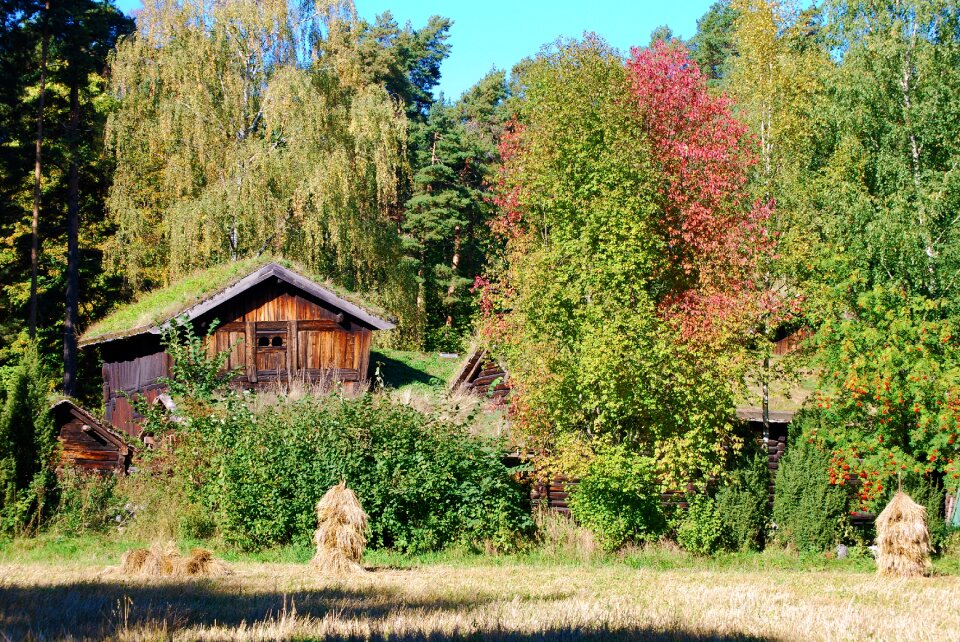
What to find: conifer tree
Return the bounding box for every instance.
[403,71,507,348]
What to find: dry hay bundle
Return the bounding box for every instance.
[119,547,150,574]
[119,543,229,578]
[181,548,230,577]
[876,491,931,578]
[312,481,368,575]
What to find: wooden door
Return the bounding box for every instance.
[254,322,288,379]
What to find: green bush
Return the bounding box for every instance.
[676,493,724,555]
[674,448,770,555]
[0,343,56,533]
[772,439,848,552]
[51,468,125,535]
[567,444,666,551]
[168,393,531,552]
[715,449,771,552]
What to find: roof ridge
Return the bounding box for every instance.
[81,258,395,347]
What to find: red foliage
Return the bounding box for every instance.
[626,42,774,341]
[489,118,526,241]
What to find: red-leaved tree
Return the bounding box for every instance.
[478,38,775,485]
[627,42,775,344]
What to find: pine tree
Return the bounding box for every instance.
[403,71,507,348]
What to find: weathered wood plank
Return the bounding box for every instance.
[289,319,299,373]
[245,321,257,384]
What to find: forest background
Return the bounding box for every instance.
[1,0,960,544]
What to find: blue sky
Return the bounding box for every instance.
[112,1,715,100]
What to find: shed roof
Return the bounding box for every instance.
[51,399,131,453]
[80,259,395,347]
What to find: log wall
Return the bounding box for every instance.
[452,350,510,405]
[54,401,131,474]
[100,279,376,435]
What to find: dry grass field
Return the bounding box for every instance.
[2,550,959,641]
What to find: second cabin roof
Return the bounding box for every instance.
[80,259,395,347]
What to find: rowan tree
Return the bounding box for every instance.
[798,0,960,505]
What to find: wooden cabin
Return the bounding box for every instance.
[79,261,394,436]
[450,348,510,405]
[52,399,133,474]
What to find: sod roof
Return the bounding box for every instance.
[80,257,395,347]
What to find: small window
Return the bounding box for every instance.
[258,336,270,347]
[271,335,284,347]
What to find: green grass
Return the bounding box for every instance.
[4,532,958,576]
[0,533,144,566]
[82,255,391,344]
[370,348,462,392]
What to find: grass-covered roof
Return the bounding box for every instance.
[80,257,394,346]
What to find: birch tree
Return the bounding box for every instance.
[106,0,414,328]
[800,0,960,504]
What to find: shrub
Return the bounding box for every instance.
[0,343,56,533]
[567,444,666,551]
[169,393,531,552]
[51,468,125,535]
[132,324,532,553]
[676,493,724,555]
[715,449,770,552]
[675,448,770,555]
[772,439,848,552]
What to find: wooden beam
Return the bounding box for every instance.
[245,321,258,383]
[289,319,299,373]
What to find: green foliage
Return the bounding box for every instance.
[677,450,770,555]
[320,8,451,122]
[677,494,725,555]
[715,449,771,552]
[793,0,960,498]
[50,468,124,536]
[567,444,666,551]
[0,343,56,533]
[690,1,739,86]
[487,36,763,488]
[159,319,232,401]
[106,0,417,340]
[772,437,848,552]
[161,393,530,552]
[0,1,132,396]
[403,72,506,346]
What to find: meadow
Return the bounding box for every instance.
[2,536,959,641]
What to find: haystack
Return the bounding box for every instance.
[312,481,368,575]
[120,547,150,574]
[876,491,931,578]
[118,543,229,578]
[139,541,179,576]
[181,548,230,577]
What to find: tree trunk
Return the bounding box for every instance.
[64,79,81,396]
[762,352,770,443]
[445,224,461,327]
[29,1,51,339]
[417,253,426,320]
